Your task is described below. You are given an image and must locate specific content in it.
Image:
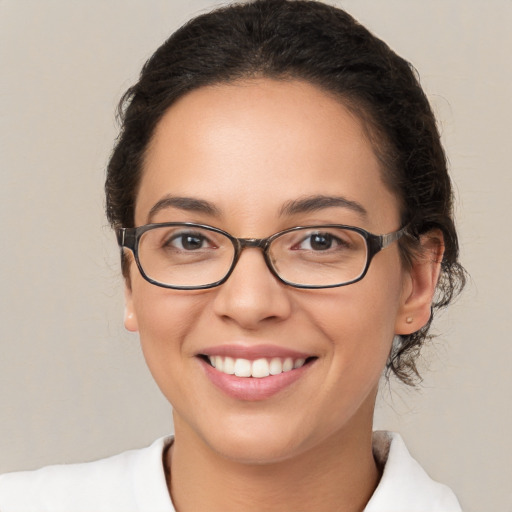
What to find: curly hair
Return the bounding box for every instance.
[105,0,465,385]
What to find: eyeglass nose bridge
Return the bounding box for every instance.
[227,236,279,281]
[236,237,269,250]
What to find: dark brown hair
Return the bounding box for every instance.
[105,0,465,385]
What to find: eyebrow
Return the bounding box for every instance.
[147,193,367,223]
[148,195,221,222]
[279,195,368,218]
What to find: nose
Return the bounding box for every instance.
[212,247,292,330]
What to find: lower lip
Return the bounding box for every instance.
[199,358,313,401]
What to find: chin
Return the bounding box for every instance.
[187,411,323,466]
[208,434,304,466]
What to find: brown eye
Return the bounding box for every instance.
[166,232,210,251]
[309,233,334,251]
[293,232,349,251]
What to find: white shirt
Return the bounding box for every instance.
[0,431,461,511]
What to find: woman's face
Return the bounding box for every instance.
[125,79,417,463]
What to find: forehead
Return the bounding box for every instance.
[136,79,400,231]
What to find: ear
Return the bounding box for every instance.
[124,278,139,332]
[395,230,444,335]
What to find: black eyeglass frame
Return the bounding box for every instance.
[116,222,409,290]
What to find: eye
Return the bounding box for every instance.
[166,232,212,251]
[295,232,348,251]
[308,233,335,251]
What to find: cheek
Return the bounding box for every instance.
[278,276,403,444]
[129,277,209,377]
[305,260,405,372]
[306,293,395,370]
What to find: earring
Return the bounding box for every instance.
[406,316,413,324]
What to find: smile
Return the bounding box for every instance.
[198,346,317,400]
[207,356,307,378]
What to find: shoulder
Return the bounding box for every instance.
[0,436,174,512]
[366,431,462,512]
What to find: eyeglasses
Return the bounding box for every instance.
[116,222,408,290]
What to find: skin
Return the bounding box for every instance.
[124,79,442,512]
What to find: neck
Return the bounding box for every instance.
[166,416,380,512]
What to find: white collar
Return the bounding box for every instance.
[365,431,461,511]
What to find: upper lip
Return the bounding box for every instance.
[198,344,313,361]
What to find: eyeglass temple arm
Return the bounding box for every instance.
[379,225,409,249]
[116,227,137,251]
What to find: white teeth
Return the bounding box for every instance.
[252,358,270,378]
[294,358,305,369]
[269,357,282,375]
[223,356,235,375]
[214,356,224,372]
[234,358,252,377]
[207,355,308,378]
[282,357,293,372]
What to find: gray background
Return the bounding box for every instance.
[1,1,511,511]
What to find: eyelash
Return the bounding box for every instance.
[164,231,214,250]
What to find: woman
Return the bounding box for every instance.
[0,0,465,510]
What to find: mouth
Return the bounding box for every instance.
[199,354,317,378]
[196,344,318,400]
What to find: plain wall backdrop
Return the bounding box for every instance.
[1,1,511,511]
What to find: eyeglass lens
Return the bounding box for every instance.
[136,225,369,288]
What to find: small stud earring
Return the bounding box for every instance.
[406,316,413,324]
